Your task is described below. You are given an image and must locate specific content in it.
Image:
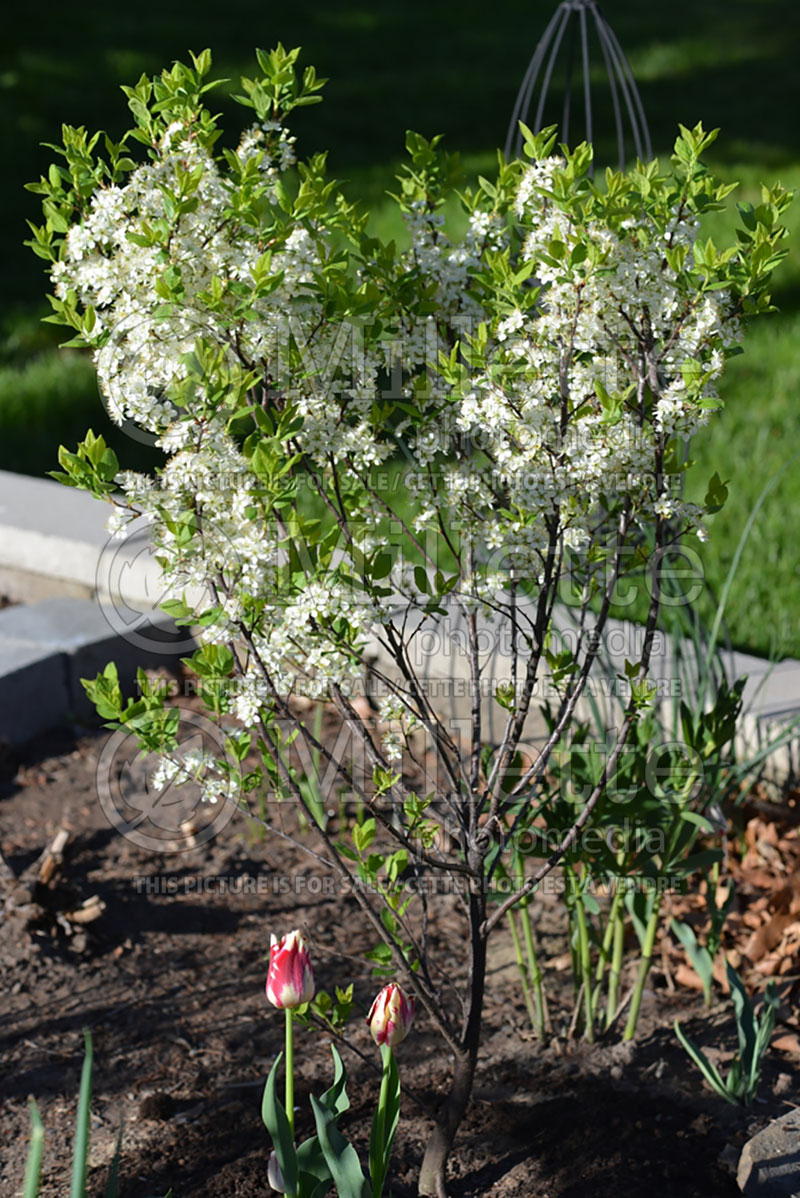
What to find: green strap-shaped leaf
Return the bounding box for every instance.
[319,1044,350,1118]
[670,919,713,997]
[726,963,756,1071]
[104,1118,124,1198]
[262,1053,299,1195]
[310,1093,368,1198]
[624,888,656,949]
[674,1020,736,1105]
[71,1029,93,1198]
[727,1056,743,1101]
[296,1136,332,1194]
[23,1100,44,1198]
[296,1045,353,1195]
[750,981,780,1099]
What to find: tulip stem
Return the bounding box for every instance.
[375,1044,391,1196]
[378,1042,390,1129]
[285,1009,295,1141]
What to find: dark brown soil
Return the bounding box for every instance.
[1,724,798,1197]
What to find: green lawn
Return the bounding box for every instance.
[1,0,798,656]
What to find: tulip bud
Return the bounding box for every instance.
[267,1150,285,1192]
[367,982,415,1047]
[266,929,315,1009]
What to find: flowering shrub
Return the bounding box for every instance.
[29,45,791,1197]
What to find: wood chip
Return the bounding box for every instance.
[64,896,106,924]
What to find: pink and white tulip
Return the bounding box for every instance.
[367,982,415,1048]
[266,929,315,1009]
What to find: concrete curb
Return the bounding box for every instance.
[0,597,188,746]
[0,471,196,745]
[0,469,159,605]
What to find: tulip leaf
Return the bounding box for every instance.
[310,1092,369,1198]
[296,1045,354,1194]
[297,1152,332,1196]
[262,1053,299,1194]
[319,1044,350,1118]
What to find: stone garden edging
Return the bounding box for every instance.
[1,469,798,778]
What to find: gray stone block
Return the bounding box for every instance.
[0,639,69,745]
[0,597,192,741]
[738,1110,800,1196]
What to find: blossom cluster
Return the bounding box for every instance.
[38,58,786,805]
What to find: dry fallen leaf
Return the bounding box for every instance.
[674,963,704,992]
[772,1033,800,1055]
[743,912,794,963]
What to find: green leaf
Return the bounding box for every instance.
[673,848,724,877]
[353,818,376,854]
[704,471,729,514]
[310,1093,369,1198]
[670,919,713,999]
[296,1046,353,1195]
[160,597,193,622]
[81,661,123,721]
[751,981,780,1096]
[104,1118,124,1198]
[23,1101,44,1198]
[679,810,715,833]
[414,565,430,594]
[495,682,515,711]
[372,552,392,581]
[261,1054,299,1194]
[318,1045,351,1119]
[70,1029,93,1198]
[727,963,757,1073]
[674,1020,735,1104]
[624,888,656,950]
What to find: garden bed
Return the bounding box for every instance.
[2,722,800,1197]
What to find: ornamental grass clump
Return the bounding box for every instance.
[28,45,791,1196]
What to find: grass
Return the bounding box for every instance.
[685,315,800,659]
[683,164,800,659]
[1,0,798,656]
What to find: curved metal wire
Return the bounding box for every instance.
[504,0,652,173]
